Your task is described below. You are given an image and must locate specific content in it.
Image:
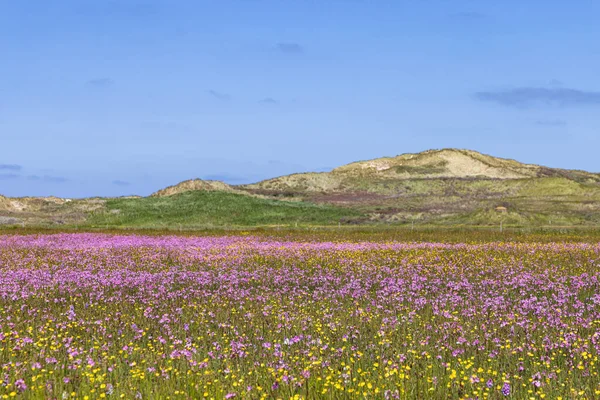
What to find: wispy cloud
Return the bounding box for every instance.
[259,97,278,105]
[536,119,567,127]
[27,175,68,183]
[0,164,22,171]
[275,42,304,54]
[0,173,19,180]
[475,87,600,107]
[208,90,231,101]
[112,180,130,186]
[87,78,114,88]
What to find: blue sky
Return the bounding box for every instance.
[1,0,600,198]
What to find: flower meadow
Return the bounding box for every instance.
[1,233,600,399]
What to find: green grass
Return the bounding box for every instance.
[87,190,363,228]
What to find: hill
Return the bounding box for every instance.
[243,149,600,193]
[240,149,600,226]
[2,149,600,228]
[151,179,242,197]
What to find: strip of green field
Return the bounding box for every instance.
[87,191,363,228]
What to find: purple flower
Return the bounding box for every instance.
[486,379,494,388]
[15,379,27,392]
[66,305,76,321]
[225,393,236,399]
[532,372,542,388]
[501,382,511,396]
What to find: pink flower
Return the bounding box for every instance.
[15,379,27,392]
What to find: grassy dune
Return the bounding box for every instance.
[2,149,600,228]
[87,191,362,228]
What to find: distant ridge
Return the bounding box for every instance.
[334,149,599,180]
[244,149,600,193]
[3,149,600,227]
[149,148,600,201]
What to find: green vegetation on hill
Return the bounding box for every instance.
[87,191,363,228]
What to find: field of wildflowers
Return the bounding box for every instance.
[1,232,599,399]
